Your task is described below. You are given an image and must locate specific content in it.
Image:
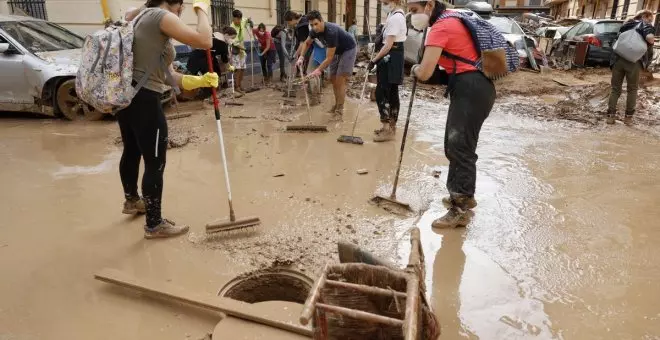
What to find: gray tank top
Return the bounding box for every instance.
[132,8,176,93]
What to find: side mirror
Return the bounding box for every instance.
[0,43,18,54]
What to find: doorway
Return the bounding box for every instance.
[345,0,356,30]
[276,0,290,25]
[328,0,336,22]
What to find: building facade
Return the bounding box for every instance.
[546,0,659,24]
[0,0,382,37]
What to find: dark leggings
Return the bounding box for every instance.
[117,88,168,228]
[445,72,495,197]
[375,83,400,123]
[260,50,276,78]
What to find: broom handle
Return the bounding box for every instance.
[248,28,255,88]
[349,17,374,136]
[299,64,313,124]
[390,28,427,199]
[206,50,236,221]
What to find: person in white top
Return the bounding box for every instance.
[369,0,407,142]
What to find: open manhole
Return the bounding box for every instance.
[218,268,313,304]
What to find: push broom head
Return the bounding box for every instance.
[371,194,412,212]
[206,216,261,234]
[286,125,329,132]
[337,135,364,145]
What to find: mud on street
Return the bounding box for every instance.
[1,68,660,339]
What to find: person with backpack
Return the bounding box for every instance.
[230,10,254,94]
[271,25,289,82]
[253,23,277,85]
[606,9,656,126]
[297,10,358,120]
[407,0,506,228]
[116,0,216,238]
[368,0,407,142]
[284,10,313,75]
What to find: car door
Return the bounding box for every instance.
[0,31,32,105]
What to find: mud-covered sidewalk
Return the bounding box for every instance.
[1,67,659,339]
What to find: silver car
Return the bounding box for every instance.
[0,14,172,121]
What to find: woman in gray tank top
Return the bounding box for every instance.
[118,0,216,239]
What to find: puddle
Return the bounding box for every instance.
[51,151,120,179]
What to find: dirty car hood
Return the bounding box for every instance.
[33,49,81,75]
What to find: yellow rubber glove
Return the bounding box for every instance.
[182,72,218,91]
[228,65,235,72]
[192,0,210,15]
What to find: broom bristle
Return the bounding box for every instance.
[286,125,328,132]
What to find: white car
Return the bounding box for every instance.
[487,16,538,59]
[0,14,172,120]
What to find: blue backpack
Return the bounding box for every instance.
[437,12,519,79]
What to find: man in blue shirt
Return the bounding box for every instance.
[297,10,358,120]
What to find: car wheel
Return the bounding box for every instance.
[56,79,104,121]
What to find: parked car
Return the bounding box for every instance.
[487,15,539,59]
[536,26,571,40]
[0,14,173,121]
[403,9,478,65]
[552,19,623,65]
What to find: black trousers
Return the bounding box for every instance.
[375,83,400,123]
[445,72,495,197]
[117,88,168,228]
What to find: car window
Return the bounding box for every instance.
[488,17,522,35]
[564,23,584,39]
[576,23,593,35]
[0,21,83,53]
[594,22,623,34]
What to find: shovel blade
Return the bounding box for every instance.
[371,195,412,211]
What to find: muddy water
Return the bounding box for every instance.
[391,97,660,339]
[0,86,659,339]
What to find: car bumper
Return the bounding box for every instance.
[587,46,613,64]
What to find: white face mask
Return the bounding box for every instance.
[382,4,392,13]
[411,13,430,30]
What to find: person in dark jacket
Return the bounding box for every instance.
[607,9,655,126]
[284,10,312,75]
[271,25,289,82]
[187,26,237,98]
[408,0,496,229]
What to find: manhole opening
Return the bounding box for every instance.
[219,268,313,304]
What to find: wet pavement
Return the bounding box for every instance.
[0,83,659,339]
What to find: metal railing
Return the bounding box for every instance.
[211,0,234,29]
[8,0,47,20]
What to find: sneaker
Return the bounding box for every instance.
[623,115,633,126]
[144,219,189,239]
[442,196,478,210]
[431,208,473,229]
[373,128,395,142]
[122,198,146,215]
[606,115,616,124]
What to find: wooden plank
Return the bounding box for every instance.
[325,279,407,298]
[94,268,313,338]
[316,303,404,327]
[299,263,328,325]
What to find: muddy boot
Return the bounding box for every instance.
[144,219,189,239]
[123,197,146,215]
[373,126,395,142]
[624,112,634,126]
[327,104,337,114]
[330,104,344,121]
[442,196,477,210]
[606,110,616,125]
[432,207,472,229]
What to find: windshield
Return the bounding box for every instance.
[0,20,83,53]
[488,17,524,35]
[594,22,623,34]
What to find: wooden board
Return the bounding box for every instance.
[94,268,313,338]
[212,301,308,340]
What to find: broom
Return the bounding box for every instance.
[285,64,328,132]
[337,17,375,145]
[371,28,430,211]
[243,28,261,93]
[204,49,261,234]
